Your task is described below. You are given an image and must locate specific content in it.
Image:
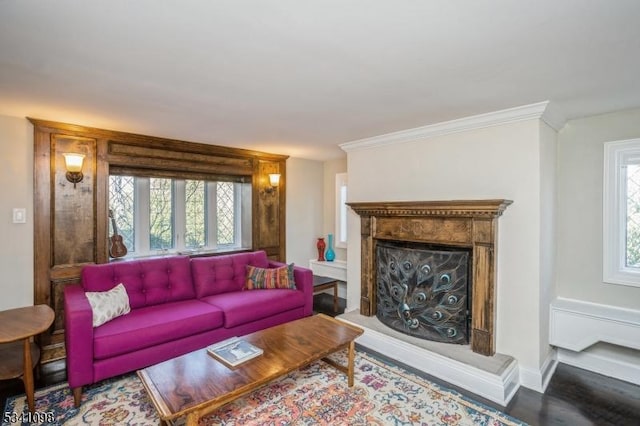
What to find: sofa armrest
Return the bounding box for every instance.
[269,261,314,316]
[64,284,95,388]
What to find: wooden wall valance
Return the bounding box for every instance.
[348,199,512,356]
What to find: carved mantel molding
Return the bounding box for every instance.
[347,199,512,356]
[347,199,512,218]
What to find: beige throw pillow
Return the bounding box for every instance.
[85,283,131,327]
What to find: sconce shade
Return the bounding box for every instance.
[63,153,85,188]
[63,153,85,172]
[261,173,281,196]
[269,173,281,187]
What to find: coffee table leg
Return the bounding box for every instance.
[186,412,199,426]
[347,341,355,387]
[333,283,338,312]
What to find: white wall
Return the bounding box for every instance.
[539,122,557,363]
[556,108,640,309]
[345,119,550,373]
[322,157,347,261]
[285,157,324,268]
[0,115,34,310]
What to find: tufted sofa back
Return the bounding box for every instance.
[191,251,270,298]
[81,256,195,309]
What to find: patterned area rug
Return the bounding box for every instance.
[3,351,527,425]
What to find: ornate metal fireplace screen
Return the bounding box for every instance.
[376,242,470,344]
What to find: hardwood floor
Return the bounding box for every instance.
[2,294,638,426]
[506,363,640,426]
[314,294,640,426]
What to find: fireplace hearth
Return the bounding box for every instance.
[348,200,512,356]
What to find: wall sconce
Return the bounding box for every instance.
[63,153,85,189]
[263,173,281,195]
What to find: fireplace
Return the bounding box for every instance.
[348,200,512,356]
[376,241,471,344]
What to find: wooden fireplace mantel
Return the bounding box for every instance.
[347,199,512,356]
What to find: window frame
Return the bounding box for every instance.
[111,176,249,258]
[603,138,640,287]
[335,172,348,249]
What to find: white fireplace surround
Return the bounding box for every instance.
[338,102,566,401]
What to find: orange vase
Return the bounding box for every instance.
[316,238,326,261]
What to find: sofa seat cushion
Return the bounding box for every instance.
[201,289,305,328]
[93,300,224,360]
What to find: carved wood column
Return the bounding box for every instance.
[359,215,374,316]
[348,200,512,356]
[470,218,498,356]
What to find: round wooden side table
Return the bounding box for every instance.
[0,304,54,412]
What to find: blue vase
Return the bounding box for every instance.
[325,233,336,261]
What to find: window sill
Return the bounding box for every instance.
[109,247,252,262]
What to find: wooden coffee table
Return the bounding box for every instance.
[138,314,363,426]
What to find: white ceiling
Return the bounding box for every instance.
[1,1,640,160]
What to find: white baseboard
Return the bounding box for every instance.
[340,317,520,406]
[557,346,640,386]
[550,297,640,351]
[550,297,640,385]
[518,349,558,393]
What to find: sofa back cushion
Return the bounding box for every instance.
[81,256,195,309]
[191,251,269,298]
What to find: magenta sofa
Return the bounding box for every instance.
[64,250,313,405]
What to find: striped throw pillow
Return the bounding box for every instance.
[245,264,296,290]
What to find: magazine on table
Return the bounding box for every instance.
[207,336,263,367]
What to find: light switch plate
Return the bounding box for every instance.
[13,208,26,224]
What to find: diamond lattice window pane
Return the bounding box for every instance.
[150,178,174,250]
[217,182,235,245]
[185,180,206,248]
[108,175,135,252]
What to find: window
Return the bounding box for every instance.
[335,173,348,248]
[109,175,251,257]
[603,138,640,287]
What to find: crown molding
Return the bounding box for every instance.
[539,101,566,131]
[340,101,566,153]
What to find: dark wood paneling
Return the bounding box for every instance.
[33,130,52,310]
[253,159,286,260]
[108,141,254,174]
[31,118,289,363]
[50,279,78,335]
[51,135,97,266]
